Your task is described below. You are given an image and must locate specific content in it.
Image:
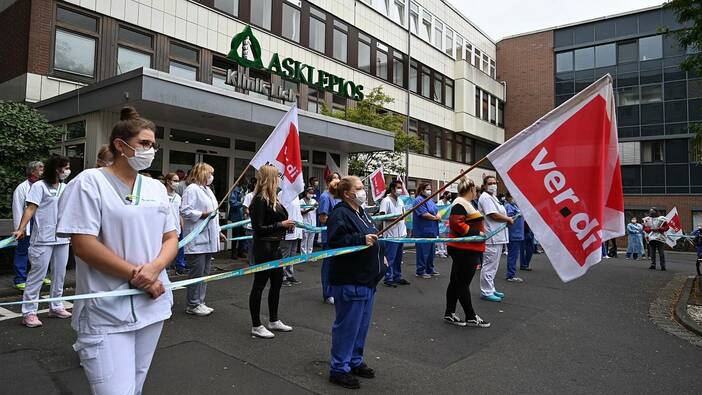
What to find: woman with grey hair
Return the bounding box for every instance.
[11,160,44,290]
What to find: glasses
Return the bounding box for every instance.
[136,139,160,151]
[487,181,498,185]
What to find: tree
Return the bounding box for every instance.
[321,86,424,176]
[0,102,63,218]
[663,1,702,160]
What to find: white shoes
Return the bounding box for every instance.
[185,304,212,316]
[251,325,275,339]
[201,304,214,313]
[324,297,335,305]
[269,320,293,332]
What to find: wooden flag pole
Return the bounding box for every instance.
[377,156,489,236]
[216,163,252,211]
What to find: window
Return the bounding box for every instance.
[57,7,97,31]
[393,52,404,86]
[595,44,615,67]
[455,35,464,61]
[688,79,702,98]
[282,2,300,42]
[466,43,473,65]
[445,28,454,57]
[664,81,686,100]
[556,51,573,72]
[212,73,231,90]
[332,95,346,112]
[332,20,347,62]
[117,27,153,74]
[473,48,482,69]
[616,15,637,36]
[212,55,235,89]
[618,41,637,63]
[214,0,238,16]
[665,100,687,122]
[445,79,453,108]
[639,35,663,61]
[358,33,371,73]
[475,87,481,117]
[409,61,418,92]
[376,42,388,79]
[617,87,639,106]
[433,72,443,103]
[489,60,496,78]
[482,91,489,121]
[250,0,272,30]
[642,141,664,162]
[433,129,442,158]
[421,68,430,98]
[666,139,688,163]
[308,88,321,113]
[641,84,663,103]
[482,53,489,73]
[409,2,419,34]
[455,134,464,163]
[309,8,326,53]
[421,10,432,42]
[283,79,298,105]
[54,29,96,77]
[433,20,443,49]
[169,42,198,81]
[573,24,594,44]
[574,47,594,70]
[498,100,505,127]
[372,0,388,15]
[390,0,405,25]
[490,96,497,124]
[117,47,150,74]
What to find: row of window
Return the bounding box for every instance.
[475,88,505,127]
[360,0,497,78]
[621,163,702,194]
[407,119,498,166]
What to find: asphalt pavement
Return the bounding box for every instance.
[0,250,700,394]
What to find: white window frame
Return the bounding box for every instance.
[444,28,454,58]
[433,19,443,50]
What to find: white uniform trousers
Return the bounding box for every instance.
[480,243,504,296]
[301,231,315,256]
[75,321,164,395]
[22,243,69,315]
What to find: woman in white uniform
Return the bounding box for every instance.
[13,154,72,328]
[56,107,178,395]
[164,172,186,275]
[180,162,224,317]
[477,176,513,302]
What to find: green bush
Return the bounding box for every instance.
[0,101,63,218]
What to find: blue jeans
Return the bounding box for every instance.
[175,233,186,270]
[506,240,524,279]
[330,285,375,375]
[321,243,332,299]
[601,242,608,258]
[383,241,404,283]
[415,232,436,275]
[12,236,30,284]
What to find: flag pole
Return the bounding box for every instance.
[377,156,488,236]
[216,163,251,210]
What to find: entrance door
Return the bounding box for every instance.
[169,150,229,204]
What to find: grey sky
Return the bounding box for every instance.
[446,0,665,41]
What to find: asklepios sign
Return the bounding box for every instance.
[487,74,624,282]
[227,26,364,101]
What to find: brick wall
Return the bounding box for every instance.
[496,31,555,140]
[27,0,53,76]
[0,0,30,83]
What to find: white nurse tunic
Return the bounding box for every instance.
[180,183,220,255]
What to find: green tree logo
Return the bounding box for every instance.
[227,25,264,69]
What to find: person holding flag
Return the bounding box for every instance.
[643,208,669,271]
[378,179,410,287]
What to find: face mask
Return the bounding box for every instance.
[207,175,214,185]
[314,181,319,187]
[170,181,178,189]
[424,190,432,197]
[631,219,637,223]
[120,139,155,171]
[352,189,366,206]
[306,193,314,199]
[486,184,498,195]
[396,188,403,196]
[59,169,71,181]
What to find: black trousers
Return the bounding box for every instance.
[648,240,666,268]
[445,246,479,318]
[249,267,284,327]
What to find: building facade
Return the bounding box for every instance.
[497,5,702,235]
[0,0,505,207]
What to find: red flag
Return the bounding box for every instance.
[664,207,683,247]
[369,167,386,202]
[487,75,624,282]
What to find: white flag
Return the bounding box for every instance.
[324,152,341,180]
[664,207,683,248]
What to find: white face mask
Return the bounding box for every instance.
[352,189,366,206]
[395,188,403,196]
[486,184,498,195]
[424,189,432,197]
[306,193,314,199]
[207,174,214,185]
[170,181,178,189]
[58,169,71,181]
[120,139,155,171]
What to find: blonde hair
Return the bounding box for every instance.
[254,165,279,206]
[333,176,360,200]
[188,162,214,185]
[457,176,476,196]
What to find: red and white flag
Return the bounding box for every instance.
[368,167,386,202]
[664,207,683,247]
[487,75,624,282]
[250,105,304,204]
[324,152,341,181]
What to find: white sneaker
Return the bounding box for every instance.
[251,325,275,339]
[268,320,293,332]
[185,304,212,316]
[324,297,335,305]
[200,304,214,313]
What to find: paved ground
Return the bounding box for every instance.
[0,250,700,394]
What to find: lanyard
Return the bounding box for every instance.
[48,182,64,198]
[126,175,143,206]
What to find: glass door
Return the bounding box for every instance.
[168,150,229,205]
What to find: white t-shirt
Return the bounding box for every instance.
[478,192,509,245]
[56,169,176,335]
[13,180,33,235]
[379,195,407,238]
[301,197,317,226]
[243,192,254,210]
[168,192,182,235]
[280,194,303,240]
[25,181,70,246]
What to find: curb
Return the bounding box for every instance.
[673,276,702,337]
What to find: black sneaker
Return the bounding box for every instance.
[660,266,667,271]
[383,282,397,288]
[329,372,360,389]
[175,267,189,275]
[466,314,491,328]
[396,279,411,285]
[351,363,375,378]
[282,280,292,287]
[649,265,656,270]
[443,313,467,327]
[287,277,301,285]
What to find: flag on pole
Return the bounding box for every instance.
[250,105,304,204]
[664,207,683,248]
[486,74,624,282]
[324,152,341,181]
[369,167,387,202]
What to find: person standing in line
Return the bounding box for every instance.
[96,144,113,168]
[477,176,513,302]
[504,193,525,283]
[413,183,441,278]
[164,173,187,275]
[520,222,534,271]
[643,208,669,271]
[319,173,341,304]
[378,180,410,287]
[11,161,44,290]
[300,186,318,258]
[248,165,296,339]
[180,162,224,316]
[173,169,188,196]
[309,176,321,201]
[280,191,303,286]
[443,176,490,328]
[56,107,177,393]
[435,191,451,258]
[228,181,246,259]
[327,176,386,389]
[625,217,644,260]
[242,177,257,264]
[13,155,72,327]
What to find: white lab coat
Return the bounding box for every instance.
[12,179,32,235]
[280,194,303,240]
[180,183,220,254]
[168,192,182,235]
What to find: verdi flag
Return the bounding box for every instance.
[250,105,304,204]
[324,152,342,181]
[369,167,387,202]
[487,74,624,282]
[664,207,683,248]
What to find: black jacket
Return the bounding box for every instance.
[327,201,386,287]
[250,194,288,263]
